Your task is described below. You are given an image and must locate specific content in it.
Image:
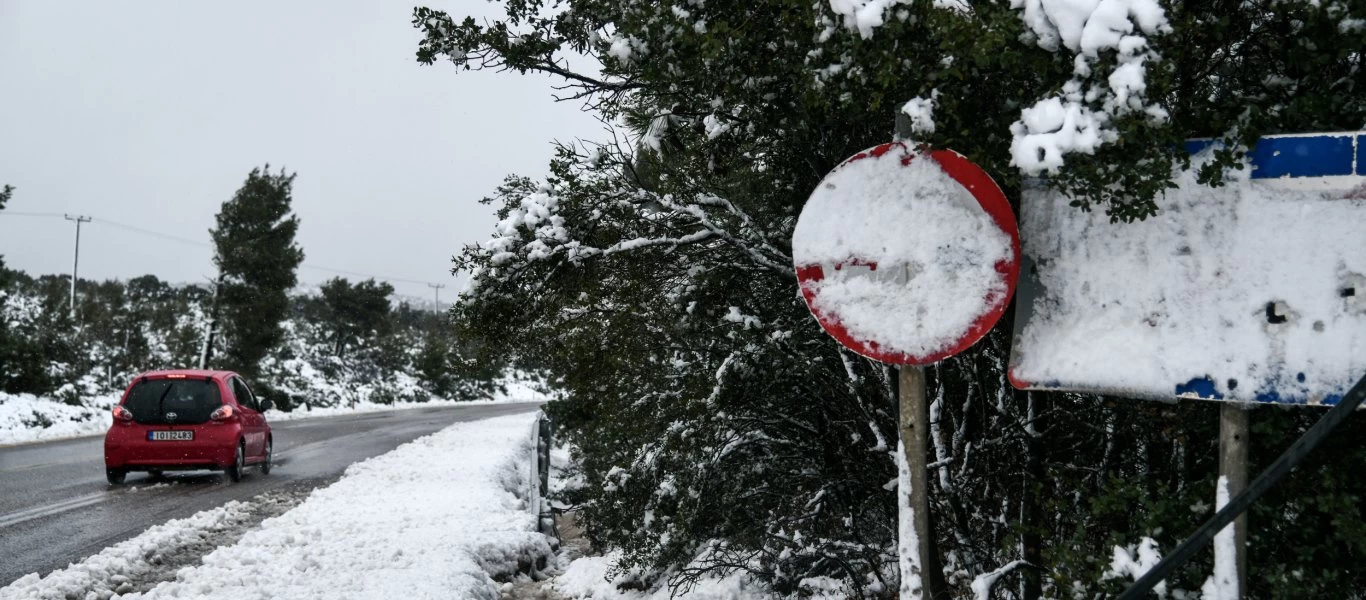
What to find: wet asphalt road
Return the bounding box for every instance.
[0,402,542,586]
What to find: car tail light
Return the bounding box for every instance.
[210,405,236,421]
[112,405,134,422]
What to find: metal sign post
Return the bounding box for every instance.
[1215,404,1250,597]
[899,365,948,599]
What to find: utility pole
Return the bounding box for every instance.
[428,283,446,304]
[63,214,92,319]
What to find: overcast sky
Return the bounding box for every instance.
[0,0,602,301]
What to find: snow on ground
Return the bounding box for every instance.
[3,411,552,600]
[552,552,849,600]
[262,376,551,422]
[0,376,553,446]
[0,392,121,446]
[1,491,308,600]
[0,500,260,600]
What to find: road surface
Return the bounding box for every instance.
[0,402,541,586]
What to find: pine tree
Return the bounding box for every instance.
[209,166,304,381]
[317,277,394,358]
[0,184,22,390]
[0,184,12,277]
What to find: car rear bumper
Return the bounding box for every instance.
[104,423,241,470]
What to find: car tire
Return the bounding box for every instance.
[260,438,273,475]
[226,442,245,483]
[106,469,126,485]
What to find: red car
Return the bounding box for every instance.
[104,369,273,485]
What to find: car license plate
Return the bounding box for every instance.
[148,431,193,441]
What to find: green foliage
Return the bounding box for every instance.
[0,184,13,279]
[210,166,305,378]
[416,0,1366,596]
[0,272,205,394]
[0,266,494,408]
[316,277,395,357]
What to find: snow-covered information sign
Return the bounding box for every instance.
[793,142,1020,365]
[1010,131,1366,405]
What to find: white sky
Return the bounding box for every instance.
[0,0,602,301]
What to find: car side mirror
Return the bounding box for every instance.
[260,398,274,412]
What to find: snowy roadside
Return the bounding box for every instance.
[1,411,552,600]
[262,377,550,422]
[0,491,308,600]
[0,392,122,446]
[552,554,797,600]
[0,377,552,447]
[510,446,848,600]
[539,548,850,600]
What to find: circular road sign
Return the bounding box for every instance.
[792,142,1020,365]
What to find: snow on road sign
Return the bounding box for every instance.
[793,142,1020,365]
[1010,131,1366,405]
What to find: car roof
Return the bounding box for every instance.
[137,369,236,381]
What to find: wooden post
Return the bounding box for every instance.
[1216,403,1250,598]
[899,366,947,599]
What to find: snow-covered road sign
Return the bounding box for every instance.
[1009,131,1366,405]
[793,142,1020,365]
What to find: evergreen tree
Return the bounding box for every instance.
[0,184,28,391]
[317,277,394,357]
[0,184,13,278]
[210,166,304,381]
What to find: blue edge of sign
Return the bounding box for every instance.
[1183,131,1366,179]
[1034,132,1365,405]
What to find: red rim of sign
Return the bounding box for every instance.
[795,142,1021,365]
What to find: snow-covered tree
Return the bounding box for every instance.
[415,1,1366,597]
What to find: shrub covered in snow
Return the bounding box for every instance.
[0,268,509,413]
[412,0,1366,597]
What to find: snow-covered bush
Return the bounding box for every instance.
[0,268,504,411]
[414,0,1366,597]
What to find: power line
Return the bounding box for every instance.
[3,210,66,218]
[94,217,211,248]
[1,209,451,289]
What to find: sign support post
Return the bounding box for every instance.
[1216,403,1250,598]
[899,365,947,600]
[1118,372,1366,600]
[792,140,1019,600]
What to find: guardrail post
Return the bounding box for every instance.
[536,412,556,538]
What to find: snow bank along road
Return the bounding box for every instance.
[0,402,541,587]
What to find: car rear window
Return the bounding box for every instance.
[123,378,222,425]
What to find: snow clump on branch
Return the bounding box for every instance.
[829,0,970,39]
[1009,0,1172,174]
